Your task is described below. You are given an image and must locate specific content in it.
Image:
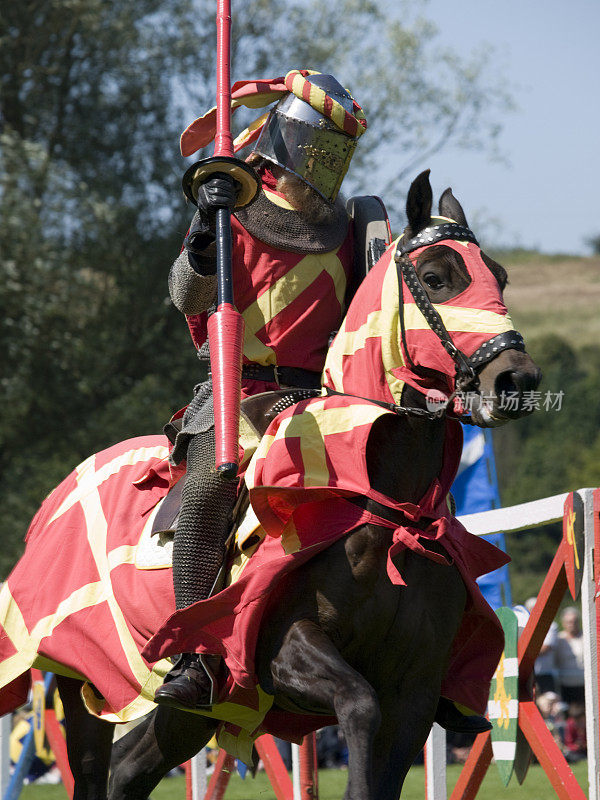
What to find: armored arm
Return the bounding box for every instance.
[168,248,217,315]
[169,175,239,314]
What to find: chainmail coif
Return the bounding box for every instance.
[235,190,349,254]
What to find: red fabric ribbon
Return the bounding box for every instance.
[180,72,313,157]
[360,511,450,585]
[180,69,367,158]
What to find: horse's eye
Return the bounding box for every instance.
[423,273,444,290]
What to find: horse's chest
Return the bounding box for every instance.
[315,532,403,649]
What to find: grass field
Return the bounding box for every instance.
[19,760,590,800]
[498,252,600,348]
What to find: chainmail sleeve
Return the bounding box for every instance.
[168,250,218,315]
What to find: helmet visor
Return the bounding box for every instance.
[254,108,357,202]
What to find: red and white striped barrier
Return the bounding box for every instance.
[185,733,318,800]
[425,487,600,800]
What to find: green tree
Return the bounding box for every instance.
[586,234,600,255]
[227,0,513,210]
[1,0,513,575]
[1,0,206,570]
[494,334,600,506]
[492,333,600,600]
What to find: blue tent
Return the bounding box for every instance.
[451,426,511,609]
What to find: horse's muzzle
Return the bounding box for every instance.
[492,364,543,419]
[470,350,543,426]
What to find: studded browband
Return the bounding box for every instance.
[396,222,479,256]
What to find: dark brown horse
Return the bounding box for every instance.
[6,171,541,800]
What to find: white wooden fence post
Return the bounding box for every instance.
[425,723,446,800]
[581,489,599,800]
[190,749,207,800]
[291,742,301,800]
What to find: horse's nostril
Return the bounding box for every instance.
[515,368,542,393]
[495,368,541,398]
[494,370,520,398]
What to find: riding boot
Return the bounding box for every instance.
[154,654,219,709]
[434,697,493,734]
[154,430,238,710]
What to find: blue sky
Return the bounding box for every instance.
[403,0,598,255]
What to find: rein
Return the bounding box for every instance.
[324,387,452,421]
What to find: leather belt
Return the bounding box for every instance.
[241,364,322,389]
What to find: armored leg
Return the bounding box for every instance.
[155,428,238,710]
[172,430,237,608]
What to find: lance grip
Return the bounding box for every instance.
[204,0,257,478]
[207,199,243,478]
[215,204,234,306]
[187,162,256,480]
[211,175,243,478]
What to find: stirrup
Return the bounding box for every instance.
[154,654,218,710]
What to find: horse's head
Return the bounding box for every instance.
[397,169,541,426]
[323,170,541,427]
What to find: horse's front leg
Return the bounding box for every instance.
[370,683,440,800]
[108,706,217,800]
[270,619,381,800]
[369,558,468,799]
[56,676,115,800]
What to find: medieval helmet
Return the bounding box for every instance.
[252,73,361,203]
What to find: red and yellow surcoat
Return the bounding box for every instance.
[186,189,353,380]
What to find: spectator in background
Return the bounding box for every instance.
[525,596,558,693]
[555,607,585,703]
[446,730,476,764]
[564,703,587,762]
[536,691,568,750]
[317,726,348,769]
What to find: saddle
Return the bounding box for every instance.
[148,388,320,543]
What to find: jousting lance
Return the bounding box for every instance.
[189,0,258,478]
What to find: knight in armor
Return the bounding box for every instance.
[154,71,493,737]
[154,71,377,710]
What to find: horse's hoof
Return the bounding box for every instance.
[434,698,493,734]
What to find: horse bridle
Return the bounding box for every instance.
[325,221,527,422]
[393,222,526,418]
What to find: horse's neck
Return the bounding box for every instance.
[366,388,446,505]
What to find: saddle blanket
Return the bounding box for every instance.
[0,436,334,762]
[0,437,178,721]
[0,396,508,761]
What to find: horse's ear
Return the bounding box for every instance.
[406,170,433,236]
[438,187,469,228]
